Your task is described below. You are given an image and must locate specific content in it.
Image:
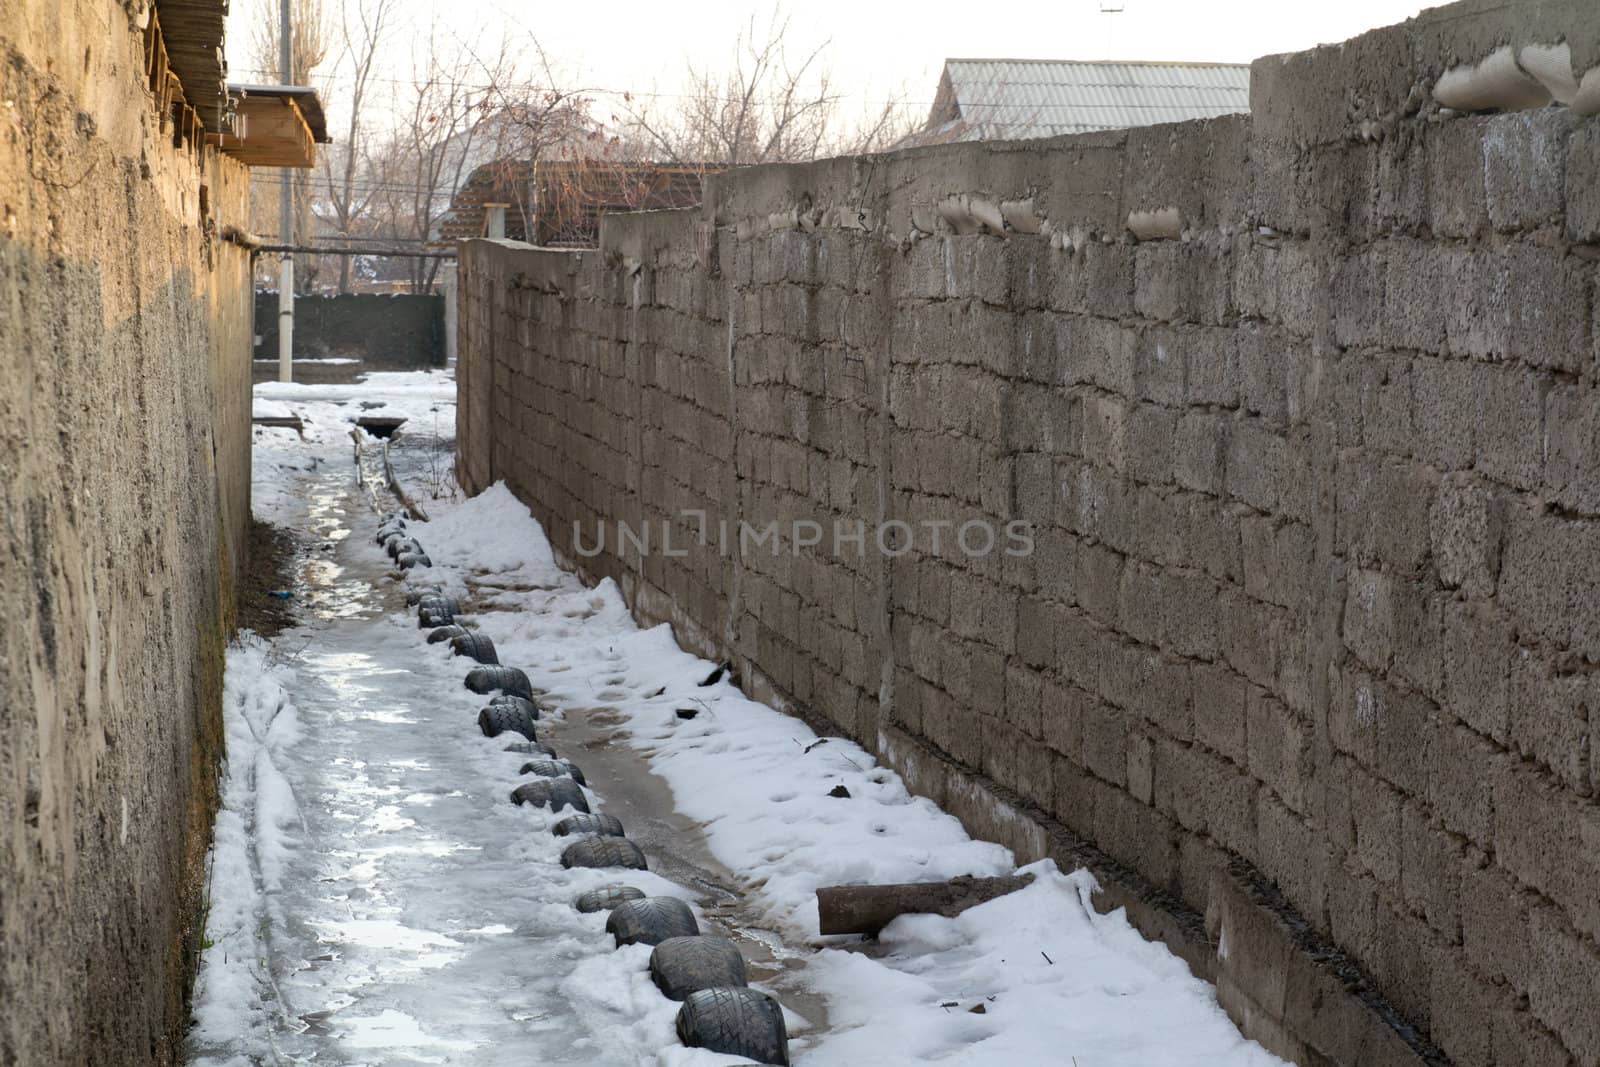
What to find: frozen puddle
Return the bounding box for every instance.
[190,372,1289,1066]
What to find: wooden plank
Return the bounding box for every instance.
[816,874,1036,935]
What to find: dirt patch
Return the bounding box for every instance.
[238,518,301,636]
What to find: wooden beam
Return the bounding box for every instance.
[816,874,1036,935]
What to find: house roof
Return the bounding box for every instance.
[436,159,711,247]
[902,58,1250,147]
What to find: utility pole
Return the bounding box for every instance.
[277,0,295,383]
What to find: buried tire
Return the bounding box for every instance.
[510,777,589,813]
[426,625,468,644]
[519,758,585,786]
[552,812,622,837]
[504,740,558,758]
[676,987,789,1065]
[450,631,498,663]
[464,666,532,698]
[397,550,431,570]
[649,936,748,1001]
[488,694,539,719]
[418,605,455,628]
[563,835,647,873]
[575,883,645,913]
[386,537,420,559]
[604,896,695,947]
[479,703,538,740]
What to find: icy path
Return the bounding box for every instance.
[189,372,1288,1066]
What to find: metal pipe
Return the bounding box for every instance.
[254,244,458,259]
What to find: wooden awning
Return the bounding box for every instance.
[219,86,330,168]
[152,0,229,131]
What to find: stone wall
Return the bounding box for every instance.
[0,2,254,1062]
[253,291,446,370]
[457,3,1600,1064]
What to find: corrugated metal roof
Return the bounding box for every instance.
[906,59,1249,146]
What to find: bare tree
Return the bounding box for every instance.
[620,9,917,167]
[622,10,842,167]
[363,28,517,292]
[318,0,398,293]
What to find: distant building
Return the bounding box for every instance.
[898,58,1250,147]
[438,159,713,248]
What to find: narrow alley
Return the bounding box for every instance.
[185,372,1286,1065]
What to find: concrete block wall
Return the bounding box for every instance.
[458,3,1600,1063]
[0,2,255,1062]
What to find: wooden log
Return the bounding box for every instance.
[816,873,1035,935]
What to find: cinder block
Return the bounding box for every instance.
[1481,110,1576,234]
[1426,935,1496,1067]
[1125,402,1178,486]
[1342,567,1396,671]
[1348,763,1404,890]
[1493,756,1600,941]
[1542,382,1600,515]
[1134,240,1232,326]
[1400,802,1464,942]
[1408,354,1477,471]
[1427,117,1491,239]
[1567,121,1600,243]
[1081,696,1130,786]
[1246,689,1314,816]
[1173,411,1226,494]
[1500,504,1600,651]
[1184,325,1240,408]
[1224,414,1284,514]
[1192,661,1249,766]
[1255,790,1329,925]
[1429,473,1504,597]
[1507,647,1593,796]
[1460,857,1535,992]
[1041,680,1088,762]
[1443,604,1512,741]
[1526,906,1600,1064]
[1099,640,1192,742]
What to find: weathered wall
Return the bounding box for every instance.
[253,290,446,369]
[0,2,254,1062]
[458,3,1600,1064]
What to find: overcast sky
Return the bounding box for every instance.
[226,0,1435,134]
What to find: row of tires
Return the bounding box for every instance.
[382,512,792,1066]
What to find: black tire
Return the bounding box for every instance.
[377,525,407,547]
[426,625,468,644]
[575,884,645,913]
[489,694,540,718]
[478,704,538,740]
[519,758,585,786]
[450,632,499,664]
[397,551,431,570]
[504,740,559,759]
[464,666,533,698]
[552,812,623,838]
[604,896,695,948]
[387,537,419,559]
[563,836,648,873]
[418,605,455,629]
[675,987,789,1065]
[417,593,462,615]
[404,585,441,606]
[510,777,589,813]
[649,937,748,1001]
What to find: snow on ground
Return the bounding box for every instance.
[192,370,1286,1066]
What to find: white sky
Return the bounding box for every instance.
[226,0,1434,134]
